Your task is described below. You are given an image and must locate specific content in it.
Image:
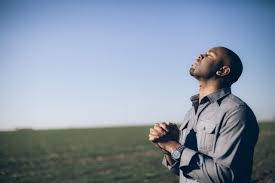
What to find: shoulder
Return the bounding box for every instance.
[220,93,247,109]
[185,107,193,116]
[220,94,255,116]
[220,94,258,127]
[182,107,193,123]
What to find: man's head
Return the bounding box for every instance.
[189,47,243,87]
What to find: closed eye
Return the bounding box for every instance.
[205,53,211,57]
[207,51,216,58]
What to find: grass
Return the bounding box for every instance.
[0,123,274,183]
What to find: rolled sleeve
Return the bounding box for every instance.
[162,155,180,175]
[179,147,197,167]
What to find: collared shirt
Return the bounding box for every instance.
[162,87,259,183]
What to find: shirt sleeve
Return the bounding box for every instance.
[178,105,259,183]
[162,155,180,176]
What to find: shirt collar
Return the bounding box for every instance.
[190,87,231,105]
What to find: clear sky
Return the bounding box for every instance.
[0,0,274,129]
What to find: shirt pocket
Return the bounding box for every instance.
[196,121,216,153]
[179,120,190,144]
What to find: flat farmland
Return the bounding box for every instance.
[0,123,274,183]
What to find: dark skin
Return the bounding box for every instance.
[148,47,232,165]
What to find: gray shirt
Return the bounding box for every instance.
[162,87,259,183]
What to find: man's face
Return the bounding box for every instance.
[189,47,223,80]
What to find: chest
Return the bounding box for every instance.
[179,103,225,156]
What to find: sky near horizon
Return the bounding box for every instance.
[0,0,274,129]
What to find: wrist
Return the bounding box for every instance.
[161,149,170,155]
[167,141,181,153]
[156,143,170,155]
[171,144,185,161]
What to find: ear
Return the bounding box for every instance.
[216,66,230,76]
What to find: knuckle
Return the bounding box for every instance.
[154,126,159,131]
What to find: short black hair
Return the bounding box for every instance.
[221,47,243,86]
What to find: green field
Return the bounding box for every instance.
[0,123,274,183]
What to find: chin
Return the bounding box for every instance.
[189,68,195,76]
[189,69,201,80]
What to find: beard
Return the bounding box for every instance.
[189,67,195,76]
[189,67,200,80]
[189,66,216,80]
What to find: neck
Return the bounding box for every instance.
[198,80,223,102]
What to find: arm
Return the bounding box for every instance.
[162,154,180,175]
[178,105,259,182]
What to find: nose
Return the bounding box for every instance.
[198,54,204,60]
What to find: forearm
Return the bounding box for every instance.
[179,148,234,183]
[164,154,176,166]
[162,154,180,176]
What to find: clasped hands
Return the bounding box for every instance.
[148,122,181,154]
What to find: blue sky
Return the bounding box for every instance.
[0,0,274,129]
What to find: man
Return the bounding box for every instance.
[148,47,259,183]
